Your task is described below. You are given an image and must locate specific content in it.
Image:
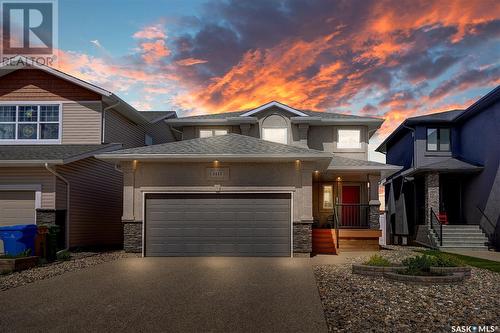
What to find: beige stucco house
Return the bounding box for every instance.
[0,56,175,251]
[97,101,401,257]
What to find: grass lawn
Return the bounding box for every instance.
[419,249,500,273]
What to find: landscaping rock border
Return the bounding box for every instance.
[383,271,466,284]
[430,266,472,278]
[0,256,39,273]
[352,264,406,276]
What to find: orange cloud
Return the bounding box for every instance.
[133,24,166,39]
[176,58,208,66]
[139,40,171,64]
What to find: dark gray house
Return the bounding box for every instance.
[377,86,500,251]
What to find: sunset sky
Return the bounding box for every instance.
[54,0,500,160]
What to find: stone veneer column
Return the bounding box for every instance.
[368,174,381,230]
[36,209,57,225]
[424,172,440,225]
[121,161,142,253]
[292,161,313,257]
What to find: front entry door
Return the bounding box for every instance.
[341,186,360,227]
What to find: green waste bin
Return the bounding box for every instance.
[46,225,60,262]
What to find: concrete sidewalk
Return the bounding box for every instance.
[443,249,500,262]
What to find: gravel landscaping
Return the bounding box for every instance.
[0,251,138,292]
[314,246,500,332]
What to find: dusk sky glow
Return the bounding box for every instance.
[53,0,500,160]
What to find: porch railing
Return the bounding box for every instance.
[430,208,443,246]
[334,204,370,228]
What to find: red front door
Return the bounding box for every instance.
[342,186,360,227]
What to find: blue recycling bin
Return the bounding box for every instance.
[0,224,38,256]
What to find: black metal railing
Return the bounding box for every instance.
[430,208,443,246]
[335,204,370,228]
[477,206,494,248]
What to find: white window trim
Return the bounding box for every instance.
[0,101,63,144]
[198,128,229,138]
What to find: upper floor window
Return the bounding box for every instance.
[0,104,60,142]
[199,129,228,138]
[262,114,288,144]
[427,128,450,151]
[145,134,153,146]
[337,129,361,149]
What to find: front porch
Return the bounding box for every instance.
[311,170,383,254]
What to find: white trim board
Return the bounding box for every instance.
[141,190,295,258]
[240,101,309,117]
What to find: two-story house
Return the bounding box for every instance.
[376,85,500,251]
[0,56,176,252]
[97,101,400,257]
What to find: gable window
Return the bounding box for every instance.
[262,114,288,144]
[427,128,450,151]
[337,129,361,149]
[199,129,228,138]
[323,185,334,209]
[0,104,60,142]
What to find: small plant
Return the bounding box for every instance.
[364,254,392,267]
[401,254,437,275]
[56,250,71,261]
[433,253,463,267]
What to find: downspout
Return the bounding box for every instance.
[102,101,121,143]
[45,163,70,250]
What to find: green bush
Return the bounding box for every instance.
[364,254,392,267]
[433,253,463,267]
[56,250,71,261]
[402,254,437,274]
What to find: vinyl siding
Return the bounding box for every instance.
[0,69,101,101]
[0,167,55,209]
[56,157,123,247]
[104,109,174,148]
[62,102,103,144]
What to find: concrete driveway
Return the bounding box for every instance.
[0,257,327,332]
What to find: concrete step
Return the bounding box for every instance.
[441,229,485,234]
[441,241,488,247]
[442,236,489,241]
[438,246,489,251]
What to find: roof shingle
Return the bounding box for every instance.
[0,144,120,162]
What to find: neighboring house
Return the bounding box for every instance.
[97,101,400,257]
[376,86,500,251]
[0,56,176,252]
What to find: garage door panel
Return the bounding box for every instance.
[0,191,36,227]
[145,193,291,257]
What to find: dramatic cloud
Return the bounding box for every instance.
[52,0,500,147]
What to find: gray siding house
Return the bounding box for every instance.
[97,101,400,257]
[0,56,176,251]
[377,85,500,251]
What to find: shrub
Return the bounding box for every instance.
[401,255,437,274]
[364,254,392,267]
[56,250,71,261]
[433,253,463,267]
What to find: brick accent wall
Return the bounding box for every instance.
[123,221,142,253]
[293,222,312,255]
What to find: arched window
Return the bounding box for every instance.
[261,114,288,144]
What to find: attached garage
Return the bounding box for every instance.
[0,191,36,227]
[145,193,291,257]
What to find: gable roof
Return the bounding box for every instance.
[240,101,309,117]
[376,109,465,153]
[0,56,157,125]
[0,143,122,166]
[96,133,332,162]
[139,111,177,123]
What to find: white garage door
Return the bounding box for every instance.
[145,193,291,257]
